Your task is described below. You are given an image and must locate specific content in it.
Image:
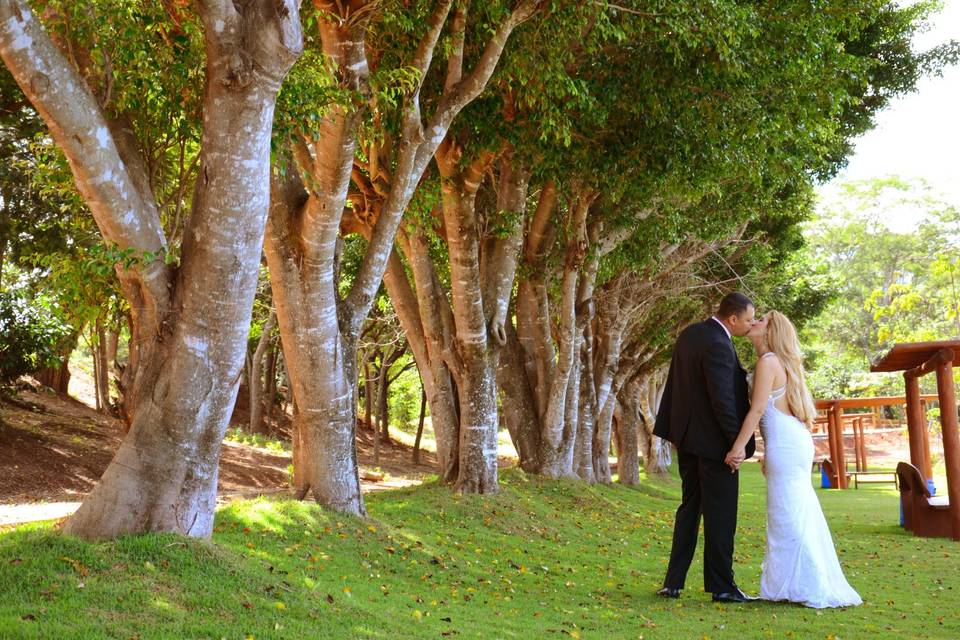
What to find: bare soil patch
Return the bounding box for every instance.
[0,385,438,511]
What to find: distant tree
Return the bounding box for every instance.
[803,177,960,398]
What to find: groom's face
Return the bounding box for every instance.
[728,305,756,337]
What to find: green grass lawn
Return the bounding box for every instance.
[1,464,957,639]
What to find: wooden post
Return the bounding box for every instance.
[858,417,868,471]
[826,403,839,488]
[920,400,933,480]
[852,416,862,472]
[833,404,849,489]
[935,359,960,540]
[905,374,930,480]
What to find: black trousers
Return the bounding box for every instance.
[663,449,740,593]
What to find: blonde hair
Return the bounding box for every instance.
[765,310,817,428]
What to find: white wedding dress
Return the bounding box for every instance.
[759,373,862,608]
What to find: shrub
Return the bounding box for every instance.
[0,288,71,386]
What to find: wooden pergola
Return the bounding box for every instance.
[814,395,938,489]
[872,340,960,540]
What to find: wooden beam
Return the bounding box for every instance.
[815,394,939,410]
[861,418,869,470]
[920,400,933,479]
[935,360,960,540]
[906,348,955,379]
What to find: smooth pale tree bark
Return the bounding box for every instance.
[383,143,530,493]
[261,344,278,434]
[381,240,462,481]
[533,191,592,477]
[249,311,277,434]
[412,386,427,464]
[298,0,541,496]
[435,144,501,493]
[591,278,630,483]
[0,0,302,539]
[643,371,665,473]
[613,387,640,485]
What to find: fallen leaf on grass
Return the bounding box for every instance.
[60,557,89,577]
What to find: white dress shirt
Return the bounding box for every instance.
[710,316,732,340]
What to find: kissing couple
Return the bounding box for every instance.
[652,292,862,608]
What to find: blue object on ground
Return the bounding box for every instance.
[820,465,831,489]
[927,478,937,496]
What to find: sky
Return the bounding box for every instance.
[815,0,960,231]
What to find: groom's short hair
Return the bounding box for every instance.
[717,292,753,318]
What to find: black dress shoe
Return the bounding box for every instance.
[711,588,756,603]
[656,587,681,599]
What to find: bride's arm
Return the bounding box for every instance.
[725,358,776,468]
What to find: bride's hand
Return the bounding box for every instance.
[724,445,746,472]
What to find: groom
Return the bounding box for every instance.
[653,292,756,603]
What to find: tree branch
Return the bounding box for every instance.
[0,0,167,255]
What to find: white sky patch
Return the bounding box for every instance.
[815,0,960,232]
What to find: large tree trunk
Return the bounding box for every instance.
[614,389,640,486]
[574,333,597,482]
[267,1,536,508]
[266,188,366,514]
[1,0,303,539]
[644,368,672,474]
[590,278,630,484]
[264,7,371,516]
[387,232,462,482]
[435,142,500,494]
[537,193,592,478]
[497,321,542,471]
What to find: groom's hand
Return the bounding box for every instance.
[725,446,746,472]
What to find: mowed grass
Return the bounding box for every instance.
[1,464,958,639]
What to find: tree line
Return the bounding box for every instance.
[0,0,955,539]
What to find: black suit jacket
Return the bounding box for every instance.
[653,319,754,461]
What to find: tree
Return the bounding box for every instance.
[0,0,302,539]
[266,0,541,512]
[803,177,960,398]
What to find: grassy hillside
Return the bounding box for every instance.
[1,464,957,639]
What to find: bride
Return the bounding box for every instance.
[725,311,862,608]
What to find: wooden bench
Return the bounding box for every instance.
[820,458,849,489]
[848,470,897,489]
[896,461,951,538]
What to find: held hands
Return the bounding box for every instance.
[724,444,746,473]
